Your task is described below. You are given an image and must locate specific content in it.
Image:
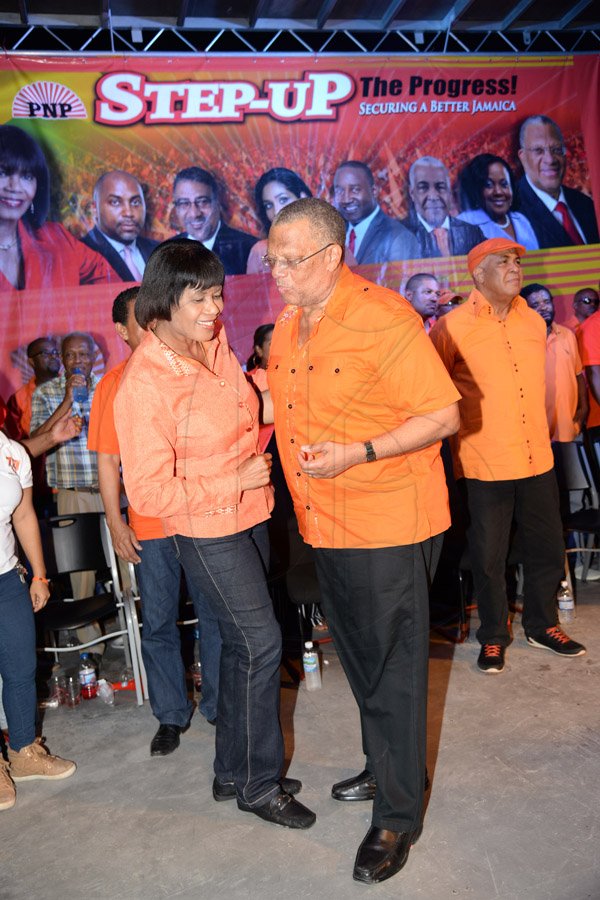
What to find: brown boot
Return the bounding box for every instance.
[8,740,76,782]
[0,758,16,809]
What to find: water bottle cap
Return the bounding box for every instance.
[80,653,89,659]
[304,641,313,650]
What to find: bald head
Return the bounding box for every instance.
[94,170,146,244]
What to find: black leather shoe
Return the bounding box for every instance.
[150,723,187,757]
[331,769,376,801]
[332,769,431,801]
[237,791,316,829]
[353,824,423,884]
[213,776,302,802]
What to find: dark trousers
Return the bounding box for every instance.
[136,537,221,726]
[173,523,284,807]
[464,470,564,646]
[0,568,37,751]
[314,535,442,832]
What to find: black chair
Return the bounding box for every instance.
[36,512,145,705]
[564,436,600,581]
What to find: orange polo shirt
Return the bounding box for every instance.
[247,366,274,452]
[114,327,273,539]
[6,377,36,438]
[545,323,582,442]
[87,360,163,541]
[268,264,460,550]
[577,309,600,429]
[430,289,553,481]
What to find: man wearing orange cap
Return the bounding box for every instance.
[431,237,586,673]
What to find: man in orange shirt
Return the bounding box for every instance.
[266,198,460,884]
[431,238,586,674]
[87,287,221,756]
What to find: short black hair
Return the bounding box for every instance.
[334,160,374,188]
[173,166,218,195]
[112,287,140,325]
[521,282,551,301]
[135,239,225,329]
[27,336,55,358]
[0,124,50,229]
[405,273,438,293]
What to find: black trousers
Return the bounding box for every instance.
[314,535,442,831]
[464,470,564,647]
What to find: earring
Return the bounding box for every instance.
[30,202,35,216]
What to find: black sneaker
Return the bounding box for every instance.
[526,626,586,657]
[477,644,505,673]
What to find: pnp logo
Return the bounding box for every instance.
[12,81,87,120]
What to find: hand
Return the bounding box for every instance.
[50,408,82,445]
[299,441,362,479]
[30,580,50,612]
[109,520,142,564]
[64,371,86,404]
[238,453,272,492]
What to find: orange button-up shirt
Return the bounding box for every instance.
[268,265,460,549]
[114,327,273,539]
[430,288,553,481]
[545,323,582,442]
[6,377,36,438]
[577,310,600,428]
[88,360,164,541]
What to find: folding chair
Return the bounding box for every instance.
[36,512,145,705]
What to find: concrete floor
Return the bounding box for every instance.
[2,585,600,900]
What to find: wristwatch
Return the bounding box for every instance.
[364,440,377,462]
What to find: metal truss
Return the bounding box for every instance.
[0,24,598,56]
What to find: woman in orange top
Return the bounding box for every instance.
[114,240,315,830]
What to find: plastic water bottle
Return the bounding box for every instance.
[302,641,322,691]
[557,580,575,625]
[79,653,98,699]
[71,367,88,404]
[97,679,115,706]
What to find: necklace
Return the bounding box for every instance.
[497,215,511,229]
[0,235,18,251]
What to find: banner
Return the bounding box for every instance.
[0,53,599,400]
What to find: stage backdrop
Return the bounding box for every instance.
[0,53,599,398]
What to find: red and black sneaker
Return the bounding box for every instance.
[526,626,586,657]
[477,644,505,673]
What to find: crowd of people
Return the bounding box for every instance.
[1,119,599,886]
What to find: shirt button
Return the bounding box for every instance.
[238,402,244,408]
[291,368,296,373]
[290,438,295,444]
[305,505,310,510]
[296,471,301,477]
[288,403,293,409]
[246,426,252,432]
[334,368,340,374]
[219,380,225,387]
[308,365,314,371]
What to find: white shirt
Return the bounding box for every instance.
[525,175,586,242]
[416,213,450,234]
[346,205,380,256]
[186,220,221,250]
[100,231,147,276]
[0,432,32,575]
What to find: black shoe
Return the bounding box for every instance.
[237,791,316,829]
[526,626,586,657]
[353,824,422,884]
[477,644,505,673]
[332,769,376,801]
[150,723,188,757]
[213,776,302,802]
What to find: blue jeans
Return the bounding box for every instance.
[174,522,284,807]
[0,568,37,751]
[136,537,222,725]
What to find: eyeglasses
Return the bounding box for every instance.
[262,243,335,272]
[577,296,599,306]
[173,197,214,211]
[30,348,60,359]
[522,145,566,159]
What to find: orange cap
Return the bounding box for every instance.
[467,237,526,275]
[438,289,463,306]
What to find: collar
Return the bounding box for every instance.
[467,287,526,319]
[98,229,138,255]
[186,220,221,250]
[416,212,450,233]
[348,205,380,245]
[525,175,566,214]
